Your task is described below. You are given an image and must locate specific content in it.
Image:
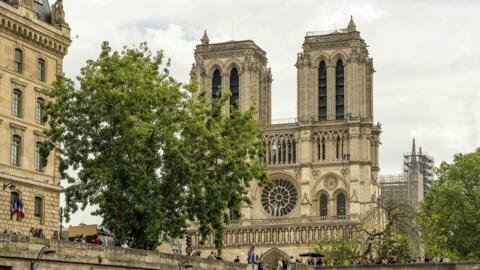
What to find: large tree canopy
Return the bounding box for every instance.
[419,148,480,260]
[42,42,267,250]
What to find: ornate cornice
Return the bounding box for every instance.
[0,4,70,57]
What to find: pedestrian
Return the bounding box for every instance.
[234,256,240,263]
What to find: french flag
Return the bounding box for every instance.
[17,199,25,218]
[247,245,255,264]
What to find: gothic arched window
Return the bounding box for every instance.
[230,68,239,111]
[320,194,328,217]
[321,138,326,160]
[212,69,222,100]
[318,61,327,120]
[336,136,341,160]
[337,193,346,216]
[335,60,344,120]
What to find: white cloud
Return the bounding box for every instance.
[61,0,480,225]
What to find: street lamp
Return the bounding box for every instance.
[30,245,56,270]
[179,260,193,270]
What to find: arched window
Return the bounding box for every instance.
[12,89,22,117]
[321,138,326,160]
[337,193,346,216]
[336,136,341,160]
[320,194,328,217]
[37,58,46,81]
[212,69,221,100]
[11,135,21,166]
[292,139,296,163]
[318,137,326,161]
[335,60,344,120]
[14,48,23,73]
[318,61,327,120]
[229,68,239,111]
[36,97,45,124]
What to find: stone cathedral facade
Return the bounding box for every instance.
[189,18,381,266]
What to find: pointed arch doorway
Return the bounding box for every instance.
[262,248,289,269]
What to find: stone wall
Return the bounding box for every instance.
[294,262,480,270]
[0,234,247,270]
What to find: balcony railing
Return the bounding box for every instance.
[0,163,54,184]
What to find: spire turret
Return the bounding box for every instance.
[347,15,357,32]
[201,30,209,45]
[411,138,418,170]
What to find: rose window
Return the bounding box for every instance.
[261,179,298,217]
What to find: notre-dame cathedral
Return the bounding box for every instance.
[188,17,381,266]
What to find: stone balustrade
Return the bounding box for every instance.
[0,163,55,185]
[0,233,246,269]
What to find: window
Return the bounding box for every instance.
[11,135,21,166]
[212,69,221,100]
[335,60,345,120]
[34,142,45,172]
[10,192,20,221]
[14,48,23,73]
[320,194,328,217]
[36,98,45,124]
[318,137,326,161]
[318,61,327,120]
[337,193,346,216]
[37,58,46,81]
[34,196,43,219]
[229,68,239,111]
[229,208,239,221]
[12,89,22,117]
[336,136,341,160]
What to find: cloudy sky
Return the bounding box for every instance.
[61,0,480,225]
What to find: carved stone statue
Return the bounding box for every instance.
[51,0,66,26]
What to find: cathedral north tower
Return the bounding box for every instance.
[190,31,272,124]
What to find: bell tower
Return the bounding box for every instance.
[296,16,374,122]
[190,31,272,124]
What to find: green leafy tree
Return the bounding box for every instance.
[311,239,360,265]
[419,148,480,260]
[42,42,267,250]
[361,201,416,259]
[374,232,411,262]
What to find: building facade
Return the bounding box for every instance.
[0,0,70,238]
[190,18,381,266]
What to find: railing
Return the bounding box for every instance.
[306,28,348,36]
[265,114,354,129]
[0,162,54,184]
[228,215,358,226]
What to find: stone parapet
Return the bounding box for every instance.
[300,262,480,270]
[0,233,246,270]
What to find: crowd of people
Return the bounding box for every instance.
[230,255,451,269]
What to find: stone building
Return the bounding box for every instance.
[0,0,70,238]
[189,17,381,266]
